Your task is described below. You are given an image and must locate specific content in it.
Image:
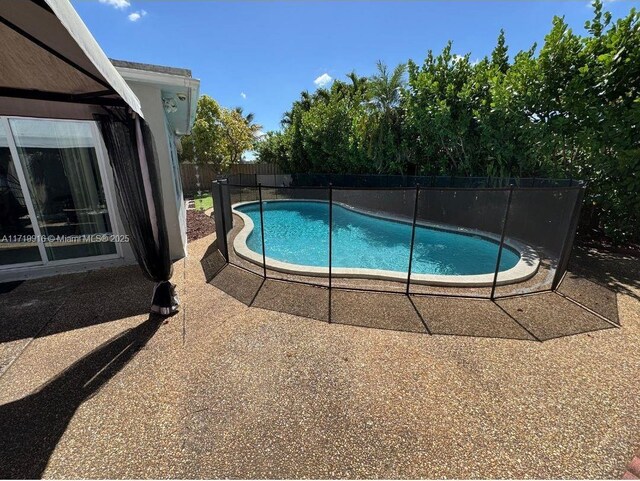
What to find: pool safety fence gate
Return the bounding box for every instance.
[212,178,589,322]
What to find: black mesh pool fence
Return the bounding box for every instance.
[226,173,582,189]
[210,179,609,328]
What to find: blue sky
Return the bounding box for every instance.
[74,0,638,134]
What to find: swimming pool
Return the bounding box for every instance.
[232,200,539,286]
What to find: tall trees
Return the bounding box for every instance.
[254,131,292,168]
[405,43,483,175]
[366,61,407,173]
[255,0,639,242]
[577,2,640,241]
[491,29,509,74]
[234,106,263,136]
[180,95,255,171]
[220,108,255,165]
[180,95,225,170]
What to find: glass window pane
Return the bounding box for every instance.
[9,119,117,261]
[0,122,42,266]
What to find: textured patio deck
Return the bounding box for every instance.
[0,234,638,478]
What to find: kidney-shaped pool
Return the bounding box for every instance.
[232,200,539,286]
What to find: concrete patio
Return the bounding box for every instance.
[0,234,638,478]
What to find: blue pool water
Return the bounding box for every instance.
[236,201,520,276]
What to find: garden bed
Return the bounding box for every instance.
[187,209,214,242]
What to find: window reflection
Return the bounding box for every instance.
[9,119,116,261]
[0,122,42,265]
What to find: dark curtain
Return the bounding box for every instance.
[95,110,178,315]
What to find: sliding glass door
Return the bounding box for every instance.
[0,122,42,266]
[0,117,120,269]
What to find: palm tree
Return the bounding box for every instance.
[346,71,368,97]
[281,110,293,127]
[368,61,406,114]
[299,90,312,110]
[281,90,313,127]
[314,88,331,103]
[234,106,263,135]
[367,61,407,173]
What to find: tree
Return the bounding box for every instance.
[254,131,291,168]
[491,29,509,74]
[180,95,256,172]
[220,108,255,165]
[180,95,225,169]
[255,0,640,242]
[366,61,407,173]
[405,42,482,174]
[234,106,263,136]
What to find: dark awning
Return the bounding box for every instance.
[0,0,143,119]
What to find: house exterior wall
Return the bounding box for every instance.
[122,80,187,261]
[0,82,190,282]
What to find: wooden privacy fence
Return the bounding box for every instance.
[180,163,281,196]
[180,164,219,196]
[228,163,281,175]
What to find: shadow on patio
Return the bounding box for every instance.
[0,314,164,479]
[568,246,640,302]
[0,266,155,345]
[203,249,620,342]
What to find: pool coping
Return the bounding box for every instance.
[231,199,540,287]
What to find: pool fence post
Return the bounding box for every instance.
[491,185,514,300]
[212,180,229,261]
[551,185,586,291]
[328,183,333,323]
[406,184,420,295]
[258,183,267,279]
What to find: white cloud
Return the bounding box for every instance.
[314,73,333,88]
[452,54,466,63]
[128,9,147,22]
[586,0,616,6]
[240,92,247,99]
[99,0,130,9]
[451,54,481,66]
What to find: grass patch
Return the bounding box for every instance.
[194,195,213,212]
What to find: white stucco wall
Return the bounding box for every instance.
[122,80,187,261]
